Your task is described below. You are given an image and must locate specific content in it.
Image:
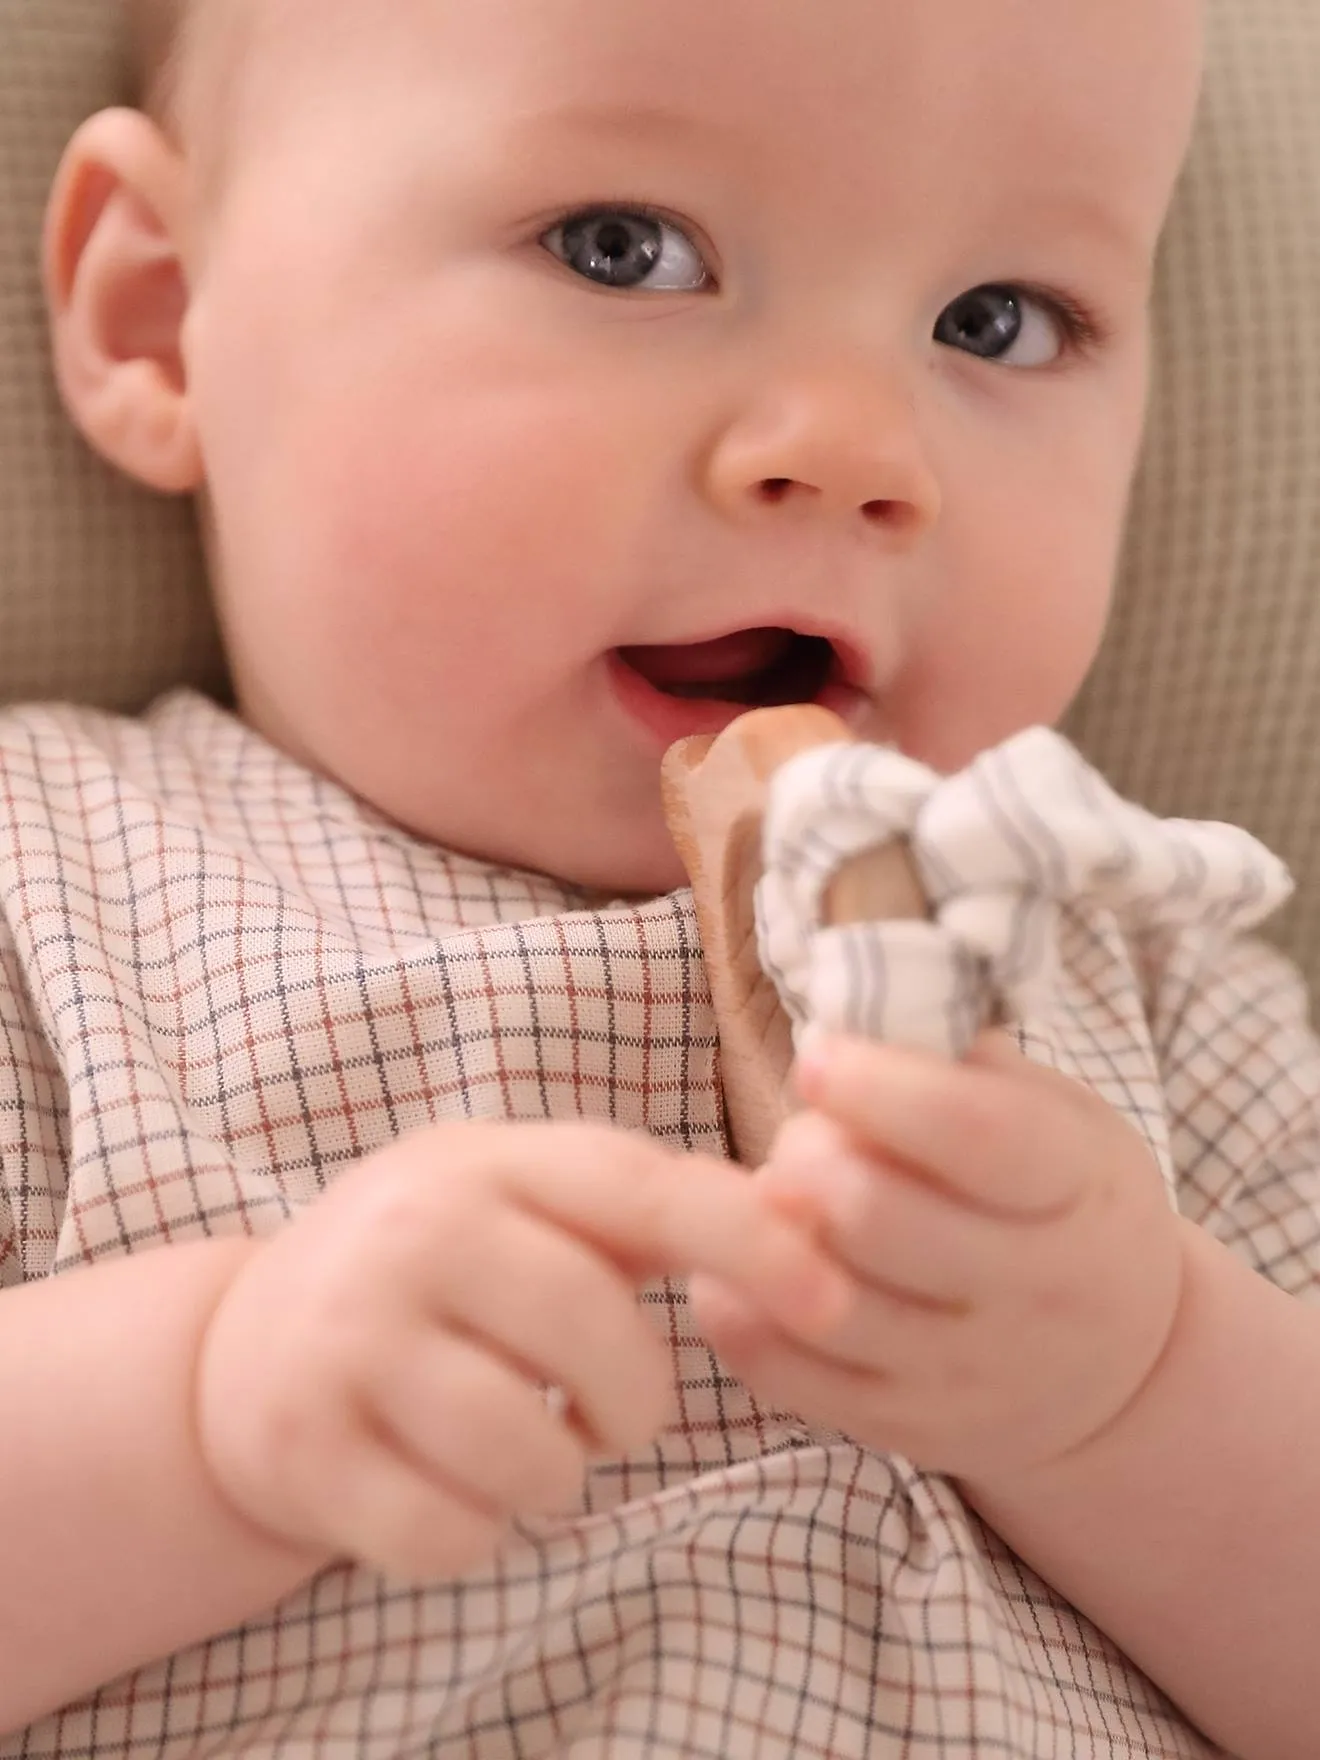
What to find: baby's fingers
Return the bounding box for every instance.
[367,1329,590,1516]
[793,1034,1096,1218]
[306,1423,508,1584]
[416,1199,675,1456]
[765,1113,1008,1310]
[473,1123,851,1340]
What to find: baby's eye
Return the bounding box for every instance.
[542,208,711,293]
[934,284,1071,368]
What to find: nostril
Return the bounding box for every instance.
[758,478,795,505]
[757,483,917,525]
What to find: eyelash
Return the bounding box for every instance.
[1014,283,1110,358]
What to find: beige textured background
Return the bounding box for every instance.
[0,0,225,710]
[1066,0,1320,980]
[1,0,1318,980]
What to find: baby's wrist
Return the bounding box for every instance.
[192,1235,339,1569]
[960,1216,1201,1510]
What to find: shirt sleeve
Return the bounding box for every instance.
[0,911,69,1287]
[1144,925,1320,1302]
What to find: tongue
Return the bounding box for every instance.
[620,628,794,691]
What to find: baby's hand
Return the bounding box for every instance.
[689,1033,1188,1481]
[195,1119,848,1581]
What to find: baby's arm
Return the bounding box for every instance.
[0,1120,846,1733]
[960,934,1320,1760]
[691,1022,1320,1760]
[961,1222,1320,1760]
[0,1236,328,1731]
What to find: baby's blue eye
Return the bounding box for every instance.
[542,208,710,292]
[935,285,1065,368]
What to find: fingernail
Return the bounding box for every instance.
[771,1109,848,1177]
[771,1253,852,1340]
[811,1153,877,1228]
[793,1023,834,1099]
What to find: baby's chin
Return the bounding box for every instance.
[532,836,692,904]
[441,811,692,904]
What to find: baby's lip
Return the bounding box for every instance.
[617,618,875,697]
[607,622,875,748]
[620,628,793,694]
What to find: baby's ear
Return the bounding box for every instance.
[42,108,201,495]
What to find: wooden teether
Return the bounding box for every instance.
[661,706,928,1167]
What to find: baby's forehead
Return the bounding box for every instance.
[152,0,1201,240]
[155,0,1197,113]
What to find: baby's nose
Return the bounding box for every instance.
[704,373,942,537]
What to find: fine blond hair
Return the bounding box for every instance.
[123,0,188,114]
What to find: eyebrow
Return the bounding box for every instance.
[1015,192,1156,275]
[505,100,743,156]
[506,103,1157,274]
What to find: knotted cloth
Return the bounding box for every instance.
[758,728,1292,1060]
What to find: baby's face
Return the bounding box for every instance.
[178,0,1201,892]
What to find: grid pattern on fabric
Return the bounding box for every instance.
[3,692,1314,1758]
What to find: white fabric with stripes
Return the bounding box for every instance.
[758,729,1292,1063]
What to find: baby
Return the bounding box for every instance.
[2,0,1318,1753]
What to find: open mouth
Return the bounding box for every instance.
[610,627,869,746]
[618,628,842,707]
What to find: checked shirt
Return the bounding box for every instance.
[1,692,1317,1759]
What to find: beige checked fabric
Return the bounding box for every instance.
[2,692,1319,1759]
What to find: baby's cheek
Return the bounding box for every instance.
[890,578,1106,772]
[320,386,622,623]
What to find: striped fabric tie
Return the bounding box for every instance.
[757,727,1292,1061]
